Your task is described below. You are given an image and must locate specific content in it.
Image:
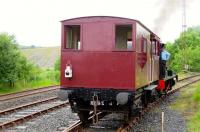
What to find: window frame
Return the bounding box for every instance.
[151,40,156,55]
[114,24,134,52]
[141,37,147,53]
[64,24,82,51]
[157,41,161,55]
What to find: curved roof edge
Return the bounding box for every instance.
[60,16,137,22]
[61,16,159,39]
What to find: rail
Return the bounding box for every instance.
[63,112,107,132]
[0,97,58,116]
[0,85,59,101]
[0,100,69,130]
[63,74,200,132]
[117,74,200,131]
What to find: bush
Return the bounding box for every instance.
[166,26,200,72]
[192,85,200,102]
[0,33,34,87]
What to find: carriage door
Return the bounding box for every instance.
[151,41,154,82]
[149,40,153,83]
[151,40,159,81]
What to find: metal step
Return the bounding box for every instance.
[144,85,157,90]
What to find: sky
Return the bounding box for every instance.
[0,0,200,47]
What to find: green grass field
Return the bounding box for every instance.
[170,82,200,131]
[0,80,58,95]
[21,47,60,69]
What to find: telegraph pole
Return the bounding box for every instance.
[182,0,186,33]
[182,0,188,71]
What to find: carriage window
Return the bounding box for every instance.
[152,41,156,54]
[156,42,160,55]
[115,25,132,50]
[141,37,147,53]
[66,25,80,50]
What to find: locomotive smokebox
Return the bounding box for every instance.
[116,92,130,105]
[57,89,71,101]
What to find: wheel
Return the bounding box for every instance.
[123,106,133,123]
[141,91,148,107]
[157,90,163,98]
[128,105,133,119]
[76,100,90,126]
[151,89,159,101]
[128,100,141,118]
[78,110,90,123]
[142,89,160,106]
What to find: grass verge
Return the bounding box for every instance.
[170,82,200,132]
[0,69,59,95]
[178,71,199,80]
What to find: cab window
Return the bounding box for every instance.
[115,25,132,50]
[141,37,147,53]
[152,41,156,54]
[65,25,80,50]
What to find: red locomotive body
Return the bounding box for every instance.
[58,16,177,123]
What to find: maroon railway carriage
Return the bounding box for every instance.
[58,16,177,123]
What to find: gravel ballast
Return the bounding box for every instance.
[8,106,79,132]
[133,92,186,132]
[83,91,187,132]
[0,90,58,111]
[2,90,187,132]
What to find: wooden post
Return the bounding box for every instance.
[162,112,164,132]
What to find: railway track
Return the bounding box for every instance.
[0,97,69,130]
[62,74,200,132]
[0,85,59,102]
[63,112,107,132]
[178,73,200,81]
[117,74,200,132]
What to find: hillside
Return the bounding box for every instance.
[21,47,60,69]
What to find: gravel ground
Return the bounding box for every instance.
[85,113,124,132]
[6,106,78,132]
[0,100,65,124]
[85,91,186,132]
[1,90,186,132]
[133,91,186,132]
[0,90,58,111]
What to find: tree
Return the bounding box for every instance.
[17,55,37,85]
[54,57,60,71]
[166,26,200,72]
[0,33,33,87]
[54,57,60,82]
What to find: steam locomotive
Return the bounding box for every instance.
[58,16,177,123]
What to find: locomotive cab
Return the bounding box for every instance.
[58,16,177,123]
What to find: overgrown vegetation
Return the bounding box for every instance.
[0,33,31,87]
[170,82,200,131]
[166,26,200,72]
[0,33,59,94]
[167,26,200,131]
[54,57,60,82]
